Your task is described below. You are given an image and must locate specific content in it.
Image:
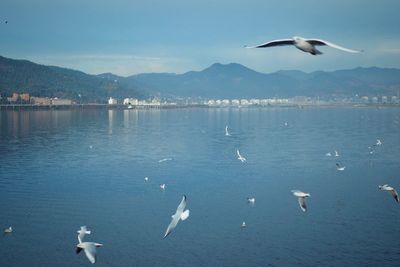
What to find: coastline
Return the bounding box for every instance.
[1,103,399,111]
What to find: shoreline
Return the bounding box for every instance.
[0,103,399,111]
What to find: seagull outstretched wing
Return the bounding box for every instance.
[245,39,294,48]
[306,39,362,53]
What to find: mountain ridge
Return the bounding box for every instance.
[1,55,400,101]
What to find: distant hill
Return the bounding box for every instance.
[1,55,400,101]
[0,56,144,102]
[128,63,400,98]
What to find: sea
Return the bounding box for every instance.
[0,107,399,266]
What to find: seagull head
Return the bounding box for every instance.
[293,36,303,42]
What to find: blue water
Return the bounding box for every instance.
[0,107,399,266]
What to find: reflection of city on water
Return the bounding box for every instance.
[1,110,74,139]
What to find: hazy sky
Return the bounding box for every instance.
[1,0,400,76]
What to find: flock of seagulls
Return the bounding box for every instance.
[2,126,397,264]
[245,36,362,55]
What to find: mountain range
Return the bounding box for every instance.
[1,55,400,102]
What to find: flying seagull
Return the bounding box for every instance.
[160,183,166,190]
[144,177,149,182]
[158,158,172,163]
[164,195,190,238]
[76,242,103,264]
[334,150,339,157]
[77,226,91,243]
[376,139,382,146]
[379,184,399,203]
[225,125,231,136]
[291,190,310,212]
[336,163,346,171]
[245,36,362,55]
[76,227,103,264]
[237,149,246,163]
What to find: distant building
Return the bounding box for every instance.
[20,93,30,102]
[221,99,230,106]
[240,99,249,106]
[391,96,399,104]
[123,98,139,105]
[52,98,72,105]
[31,97,51,105]
[360,96,369,103]
[108,97,117,105]
[371,97,378,104]
[381,96,388,104]
[231,99,240,106]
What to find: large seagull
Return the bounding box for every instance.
[245,36,362,55]
[164,195,190,238]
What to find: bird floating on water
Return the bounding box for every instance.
[164,195,190,238]
[158,158,172,163]
[334,150,339,157]
[379,184,399,203]
[291,190,310,212]
[144,177,149,182]
[237,149,246,163]
[325,152,332,157]
[245,36,362,55]
[241,221,246,228]
[336,163,346,171]
[247,197,255,204]
[4,226,12,233]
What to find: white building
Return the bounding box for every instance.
[123,98,138,105]
[108,97,117,105]
[240,99,249,106]
[231,99,240,106]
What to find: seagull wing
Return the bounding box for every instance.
[298,197,307,212]
[84,243,97,264]
[164,215,180,238]
[306,39,362,53]
[237,149,241,157]
[177,195,187,214]
[245,39,294,48]
[390,189,399,203]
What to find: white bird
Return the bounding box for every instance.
[241,221,246,228]
[76,242,103,264]
[225,125,231,136]
[144,177,149,182]
[247,197,255,204]
[334,150,339,157]
[164,195,190,238]
[77,226,91,243]
[336,163,346,171]
[325,152,332,157]
[379,184,399,203]
[158,158,172,163]
[376,139,382,146]
[245,36,362,55]
[291,190,310,212]
[160,184,166,190]
[237,149,246,162]
[4,226,12,233]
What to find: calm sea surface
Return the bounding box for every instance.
[0,107,399,267]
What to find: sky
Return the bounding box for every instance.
[1,0,400,76]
